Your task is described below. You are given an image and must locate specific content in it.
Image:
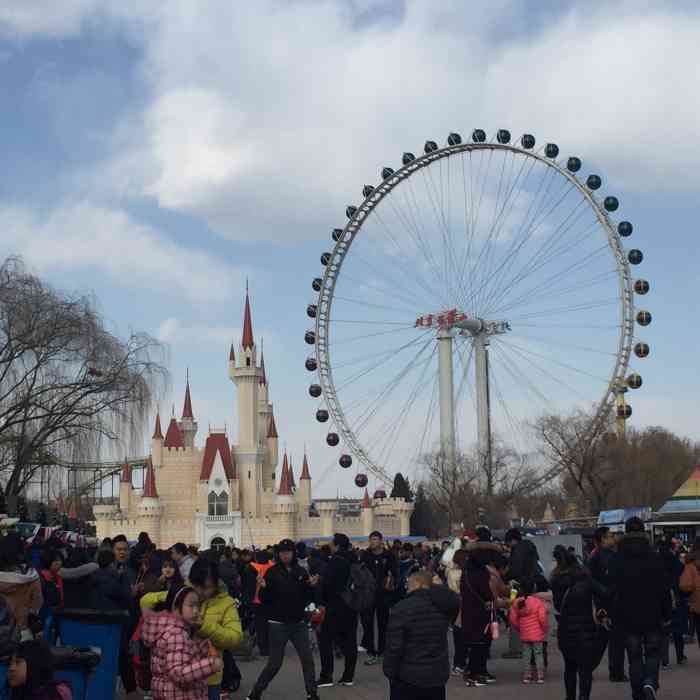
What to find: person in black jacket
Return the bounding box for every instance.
[383,570,459,700]
[588,526,627,682]
[359,531,398,664]
[318,533,358,688]
[609,518,672,700]
[247,539,319,700]
[552,550,609,700]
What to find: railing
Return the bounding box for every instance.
[206,514,233,522]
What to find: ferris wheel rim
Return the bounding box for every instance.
[313,136,636,485]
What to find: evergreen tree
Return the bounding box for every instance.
[410,483,444,537]
[390,472,413,501]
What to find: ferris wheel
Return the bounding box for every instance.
[304,130,651,489]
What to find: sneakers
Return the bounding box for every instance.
[678,656,689,665]
[452,666,465,676]
[364,654,381,666]
[316,677,334,688]
[465,675,487,687]
[357,645,367,653]
[535,670,545,684]
[643,684,657,700]
[338,678,354,687]
[483,673,497,684]
[522,670,532,684]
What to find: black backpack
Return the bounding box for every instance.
[341,562,376,612]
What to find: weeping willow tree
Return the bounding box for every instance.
[0,257,168,512]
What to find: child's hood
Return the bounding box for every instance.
[142,611,188,647]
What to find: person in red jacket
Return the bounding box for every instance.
[510,579,549,684]
[142,586,222,700]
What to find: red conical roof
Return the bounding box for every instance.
[362,488,371,509]
[242,286,254,350]
[142,458,158,498]
[278,453,292,496]
[164,415,184,449]
[300,453,311,480]
[152,411,163,440]
[289,456,296,489]
[229,343,235,363]
[182,373,194,419]
[267,414,278,438]
[120,460,132,484]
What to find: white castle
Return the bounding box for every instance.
[94,290,413,549]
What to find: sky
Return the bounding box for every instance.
[1,0,698,498]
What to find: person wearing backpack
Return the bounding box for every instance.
[360,531,399,665]
[317,533,362,688]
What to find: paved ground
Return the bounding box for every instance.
[234,635,700,699]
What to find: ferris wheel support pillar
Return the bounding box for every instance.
[473,332,493,476]
[437,329,456,468]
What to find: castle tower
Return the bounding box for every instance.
[288,455,296,491]
[265,414,279,489]
[119,460,132,513]
[138,458,163,545]
[316,500,336,537]
[274,453,297,539]
[163,407,185,451]
[361,488,374,535]
[297,452,312,507]
[231,286,264,517]
[179,372,198,449]
[392,498,413,537]
[151,411,164,468]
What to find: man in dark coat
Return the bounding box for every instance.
[589,525,627,681]
[609,517,672,700]
[247,539,320,700]
[318,533,358,687]
[360,530,398,664]
[383,570,459,700]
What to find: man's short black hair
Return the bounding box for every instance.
[369,531,383,540]
[625,516,645,533]
[402,542,414,553]
[504,528,522,544]
[189,558,219,587]
[112,534,128,544]
[172,542,188,556]
[333,533,351,551]
[594,526,610,544]
[97,550,115,569]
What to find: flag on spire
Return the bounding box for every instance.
[242,283,254,350]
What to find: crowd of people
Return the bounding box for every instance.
[0,521,695,700]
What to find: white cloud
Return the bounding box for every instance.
[156,317,241,347]
[0,201,241,303]
[0,0,100,37]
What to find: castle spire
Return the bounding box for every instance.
[259,339,267,385]
[164,412,184,449]
[229,343,235,363]
[289,455,296,489]
[362,488,371,508]
[120,458,132,484]
[182,369,194,419]
[152,410,163,440]
[242,282,254,350]
[142,458,158,498]
[278,453,292,496]
[300,452,311,480]
[267,413,278,438]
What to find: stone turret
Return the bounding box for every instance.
[316,500,336,537]
[361,488,374,535]
[151,411,164,468]
[179,373,198,448]
[297,453,312,506]
[119,460,132,513]
[138,459,163,544]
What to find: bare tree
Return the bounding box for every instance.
[535,409,614,512]
[0,257,168,512]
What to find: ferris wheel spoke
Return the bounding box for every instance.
[339,271,430,311]
[465,161,561,313]
[507,297,619,322]
[409,370,439,473]
[489,261,617,317]
[483,206,598,314]
[488,358,530,451]
[332,332,431,371]
[509,332,618,357]
[331,295,417,315]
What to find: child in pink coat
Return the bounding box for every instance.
[142,585,223,700]
[509,579,549,684]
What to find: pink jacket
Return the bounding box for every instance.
[509,595,548,643]
[142,612,218,700]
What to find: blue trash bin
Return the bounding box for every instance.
[51,646,101,700]
[54,609,128,700]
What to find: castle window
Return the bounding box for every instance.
[246,357,251,367]
[208,491,228,516]
[248,470,251,480]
